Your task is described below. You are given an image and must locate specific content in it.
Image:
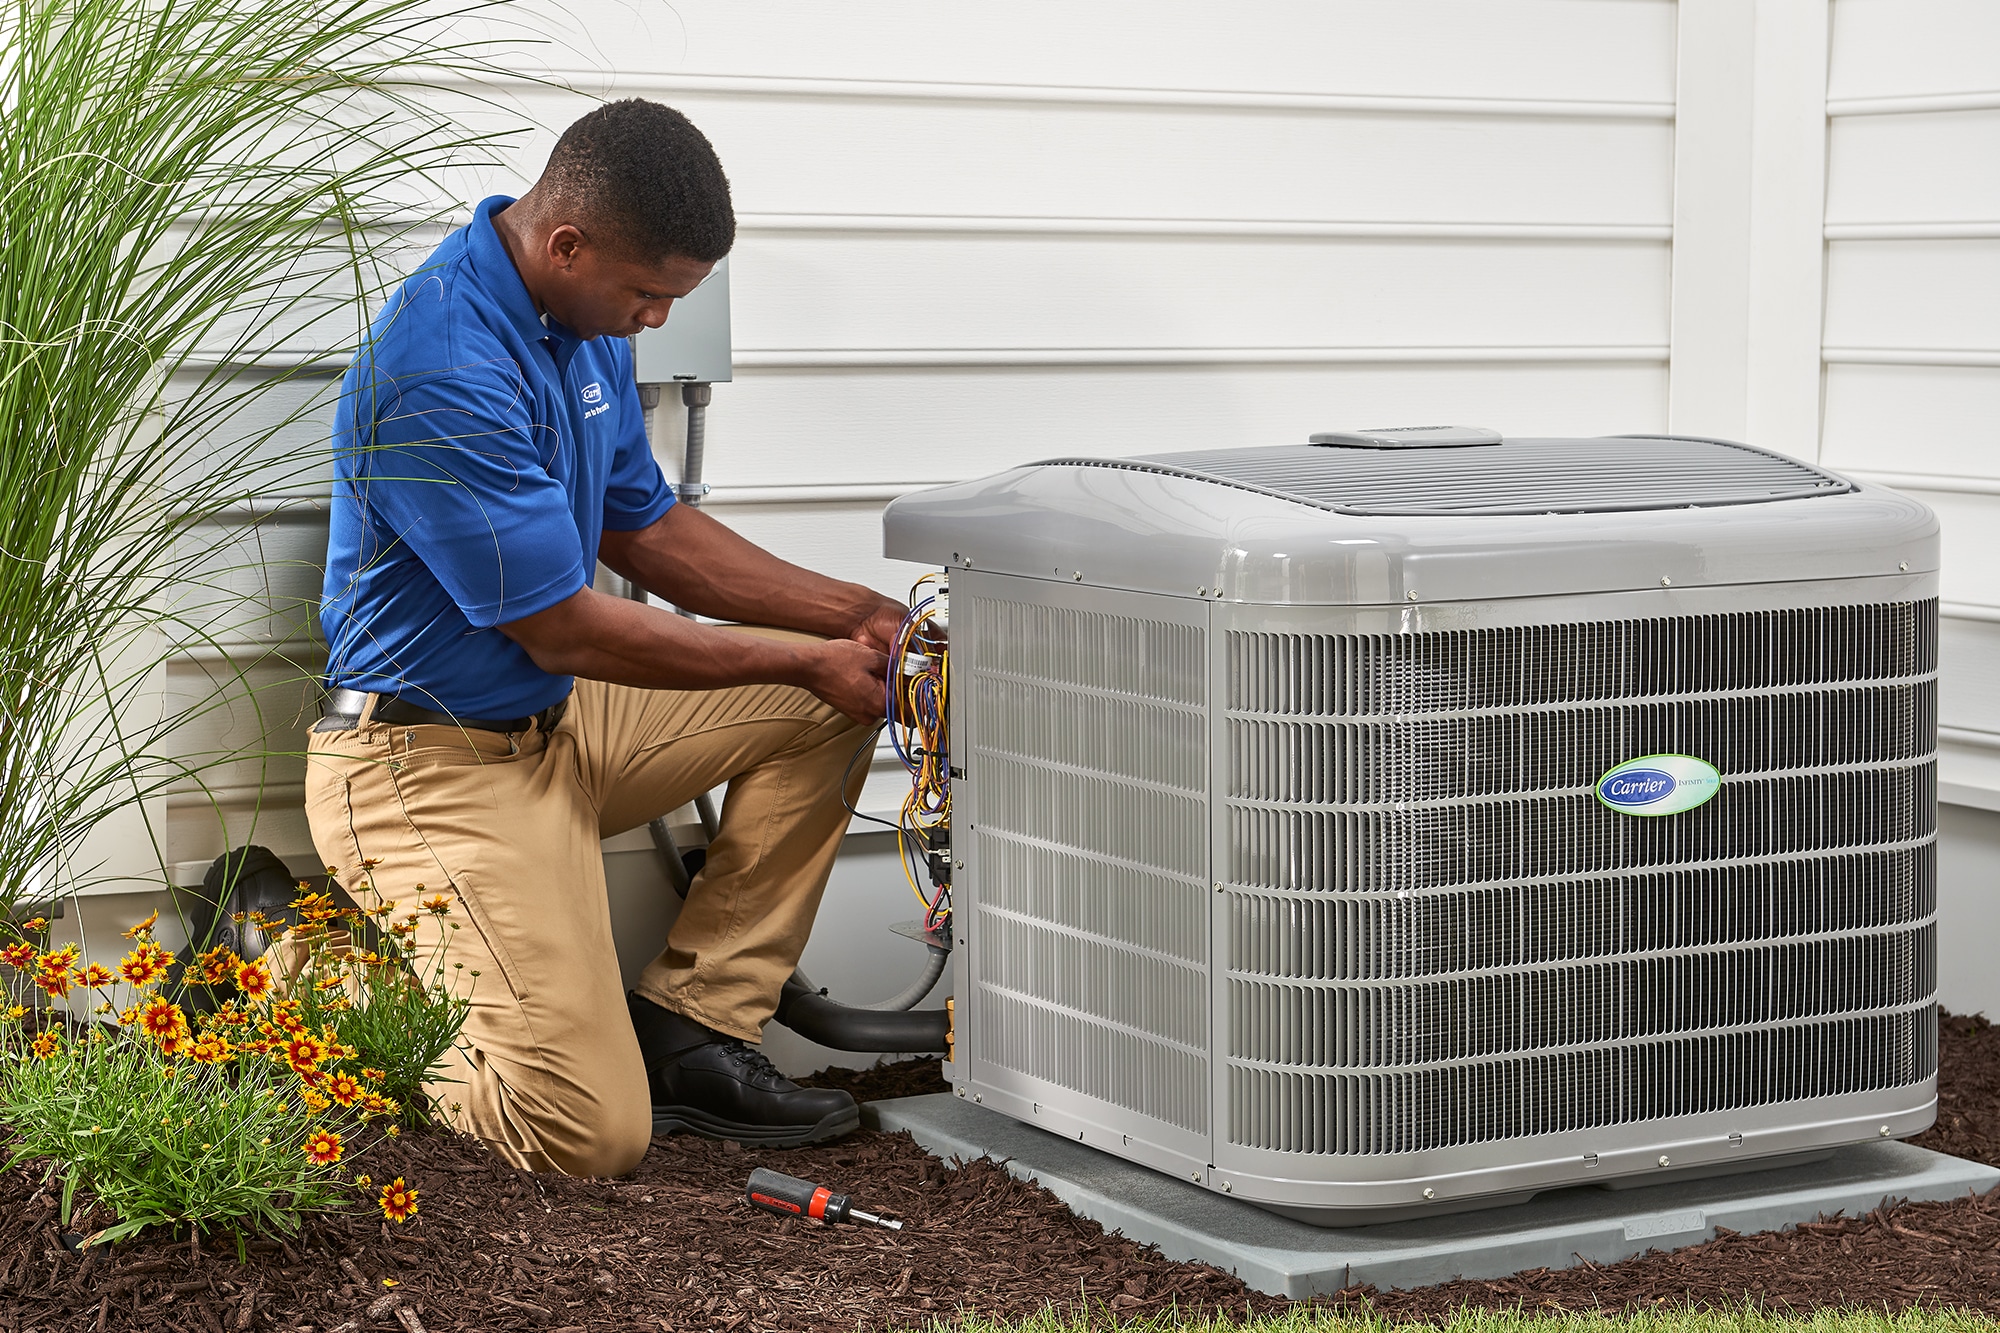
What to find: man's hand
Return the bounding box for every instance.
[802,639,892,722]
[846,599,911,655]
[499,587,893,719]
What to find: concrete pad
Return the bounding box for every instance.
[866,1093,2000,1298]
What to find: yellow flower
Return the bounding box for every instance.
[327,1073,363,1107]
[353,1173,373,1188]
[20,917,48,934]
[121,910,159,939]
[301,1129,343,1165]
[377,1176,418,1223]
[73,962,114,990]
[192,945,240,987]
[281,1032,330,1074]
[189,1034,235,1066]
[301,1089,331,1114]
[33,946,79,999]
[137,996,188,1043]
[30,1031,59,1060]
[117,941,172,989]
[233,959,274,1002]
[420,894,452,915]
[384,1124,400,1138]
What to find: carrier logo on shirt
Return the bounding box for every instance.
[579,382,610,420]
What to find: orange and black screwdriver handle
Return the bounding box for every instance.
[745,1167,903,1230]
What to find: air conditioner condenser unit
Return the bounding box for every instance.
[882,428,1940,1225]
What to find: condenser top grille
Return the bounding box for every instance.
[1046,435,1851,516]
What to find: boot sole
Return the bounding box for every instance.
[651,1101,861,1147]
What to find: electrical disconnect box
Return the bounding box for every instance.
[632,254,732,385]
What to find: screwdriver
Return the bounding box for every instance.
[745,1167,904,1231]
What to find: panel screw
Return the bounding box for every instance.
[974,1093,982,1103]
[1072,571,1083,581]
[1661,576,1672,586]
[1405,590,1418,601]
[1880,1125,1892,1137]
[1221,1182,1232,1193]
[1658,1155,1671,1167]
[1196,588,1208,596]
[954,860,965,870]
[1899,562,1909,572]
[1422,1187,1435,1199]
[1191,1172,1202,1182]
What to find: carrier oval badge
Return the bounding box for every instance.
[1596,754,1721,817]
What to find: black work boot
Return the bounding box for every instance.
[628,992,859,1146]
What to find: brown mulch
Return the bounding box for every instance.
[0,1017,1996,1329]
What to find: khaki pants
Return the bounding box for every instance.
[302,648,871,1177]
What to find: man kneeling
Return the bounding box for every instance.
[306,99,903,1176]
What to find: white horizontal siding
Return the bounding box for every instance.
[1824,0,2000,976]
[490,0,1678,104]
[153,2,1679,891]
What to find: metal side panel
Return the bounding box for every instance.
[951,570,1213,1177]
[1207,583,1940,1217]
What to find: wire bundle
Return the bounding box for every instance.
[885,574,950,931]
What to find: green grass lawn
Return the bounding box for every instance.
[935,1309,2000,1333]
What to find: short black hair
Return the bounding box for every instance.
[540,100,735,263]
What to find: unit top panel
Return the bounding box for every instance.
[881,432,1936,606]
[1081,434,1852,517]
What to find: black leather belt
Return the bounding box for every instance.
[315,687,570,736]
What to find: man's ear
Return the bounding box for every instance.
[545,223,587,271]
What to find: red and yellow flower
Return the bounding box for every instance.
[326,1072,363,1107]
[301,1130,343,1165]
[377,1176,418,1223]
[137,996,189,1043]
[280,1032,330,1074]
[72,962,114,990]
[117,941,172,988]
[419,894,452,915]
[233,958,274,1001]
[121,910,159,939]
[32,948,78,999]
[191,945,240,986]
[29,1031,60,1060]
[189,1033,235,1065]
[0,942,35,970]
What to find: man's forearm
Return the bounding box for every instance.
[497,585,891,720]
[601,504,887,638]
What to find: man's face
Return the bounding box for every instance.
[544,235,715,341]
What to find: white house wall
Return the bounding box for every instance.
[139,1,2000,1055]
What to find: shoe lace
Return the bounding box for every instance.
[719,1037,788,1085]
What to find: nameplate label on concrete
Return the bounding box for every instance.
[1623,1208,1706,1241]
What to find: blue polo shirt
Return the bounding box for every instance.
[320,196,675,718]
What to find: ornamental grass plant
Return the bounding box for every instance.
[0,0,512,913]
[0,888,467,1246]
